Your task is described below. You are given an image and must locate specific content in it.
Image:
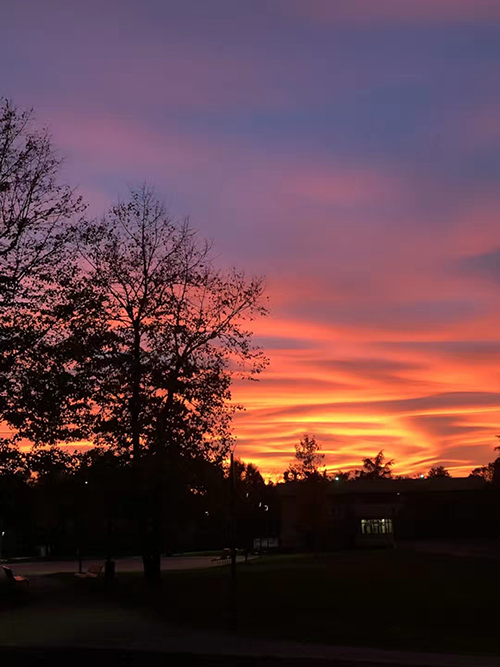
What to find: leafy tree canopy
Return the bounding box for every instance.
[355,450,394,480]
[427,465,451,479]
[284,434,325,481]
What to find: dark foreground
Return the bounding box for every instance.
[97,550,500,656]
[0,647,401,667]
[1,549,499,666]
[1,647,498,667]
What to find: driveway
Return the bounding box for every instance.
[4,555,249,576]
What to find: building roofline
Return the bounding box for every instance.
[277,476,488,496]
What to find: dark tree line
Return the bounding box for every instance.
[283,434,500,483]
[0,100,269,576]
[283,436,396,481]
[0,444,277,560]
[470,437,500,484]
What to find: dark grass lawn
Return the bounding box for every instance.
[0,579,31,612]
[79,549,500,656]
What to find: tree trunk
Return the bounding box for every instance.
[130,323,141,462]
[154,363,181,454]
[128,322,162,581]
[141,484,162,583]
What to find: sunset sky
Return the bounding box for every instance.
[3,1,500,477]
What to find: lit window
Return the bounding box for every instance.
[361,518,393,535]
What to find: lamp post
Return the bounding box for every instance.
[77,479,88,574]
[0,531,5,563]
[229,452,237,631]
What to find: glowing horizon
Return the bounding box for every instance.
[2,0,500,478]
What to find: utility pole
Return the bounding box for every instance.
[229,451,237,631]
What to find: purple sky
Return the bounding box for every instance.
[3,0,500,476]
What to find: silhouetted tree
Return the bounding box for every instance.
[427,465,451,478]
[63,186,268,463]
[25,446,80,480]
[3,188,268,446]
[331,470,352,481]
[232,459,266,491]
[0,437,28,480]
[284,434,325,481]
[470,462,496,483]
[227,458,272,549]
[0,100,84,457]
[0,99,83,302]
[355,450,394,479]
[470,439,500,485]
[10,185,268,577]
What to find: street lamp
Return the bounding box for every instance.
[77,479,89,574]
[0,531,5,563]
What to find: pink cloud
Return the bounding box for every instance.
[35,108,500,481]
[52,115,208,174]
[280,167,406,207]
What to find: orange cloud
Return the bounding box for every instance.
[4,0,500,486]
[30,116,500,480]
[231,263,500,479]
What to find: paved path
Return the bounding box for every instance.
[5,555,248,576]
[0,571,497,667]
